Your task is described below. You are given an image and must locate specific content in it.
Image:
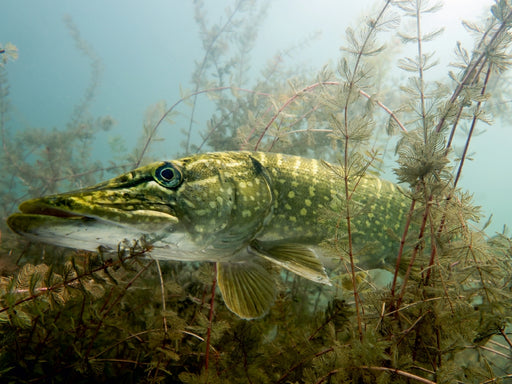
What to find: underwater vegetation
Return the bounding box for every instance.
[1,0,512,383]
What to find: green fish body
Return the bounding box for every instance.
[7,151,408,318]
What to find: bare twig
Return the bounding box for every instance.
[204,263,217,376]
[185,0,246,154]
[359,366,436,384]
[155,260,168,333]
[435,9,512,134]
[253,82,406,151]
[135,86,271,167]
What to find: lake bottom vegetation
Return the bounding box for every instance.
[1,0,512,382]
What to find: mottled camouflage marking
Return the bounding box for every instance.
[168,152,274,250]
[349,177,408,259]
[250,152,408,263]
[8,151,408,262]
[249,152,337,241]
[8,151,410,318]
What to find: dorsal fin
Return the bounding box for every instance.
[217,260,276,319]
[249,240,331,286]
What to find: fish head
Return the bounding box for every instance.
[7,152,274,259]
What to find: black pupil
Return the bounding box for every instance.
[160,167,175,181]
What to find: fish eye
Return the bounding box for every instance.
[153,162,183,188]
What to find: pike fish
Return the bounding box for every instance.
[7,151,408,319]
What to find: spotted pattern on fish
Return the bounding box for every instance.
[247,152,408,261]
[7,151,410,319]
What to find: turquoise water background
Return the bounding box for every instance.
[2,0,508,234]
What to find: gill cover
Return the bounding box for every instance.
[172,153,274,249]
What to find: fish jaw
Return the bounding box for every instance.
[7,210,208,259]
[6,153,275,260]
[6,163,181,252]
[14,193,180,232]
[7,212,148,252]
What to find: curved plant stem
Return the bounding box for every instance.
[136,82,405,160]
[185,0,245,154]
[204,263,217,376]
[253,81,337,150]
[135,86,270,167]
[359,89,407,132]
[155,260,168,333]
[253,82,406,151]
[435,9,512,134]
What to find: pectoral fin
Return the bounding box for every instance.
[217,260,276,319]
[249,240,331,285]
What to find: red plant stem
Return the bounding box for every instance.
[359,89,407,132]
[135,86,271,166]
[435,10,512,134]
[390,198,416,297]
[342,130,364,339]
[253,82,407,151]
[253,81,339,150]
[337,0,392,339]
[499,327,512,350]
[453,62,492,190]
[397,192,432,309]
[424,62,493,286]
[204,263,217,374]
[424,217,438,286]
[393,13,509,307]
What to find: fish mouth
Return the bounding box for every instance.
[7,196,181,254]
[20,201,89,219]
[8,200,94,234]
[6,162,181,251]
[7,197,179,236]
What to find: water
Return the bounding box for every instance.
[1,1,511,382]
[2,0,506,232]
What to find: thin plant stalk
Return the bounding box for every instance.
[204,263,217,375]
[185,0,245,154]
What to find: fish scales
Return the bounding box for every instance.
[7,151,409,319]
[250,152,338,242]
[251,152,408,253]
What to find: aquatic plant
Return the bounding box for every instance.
[2,1,512,383]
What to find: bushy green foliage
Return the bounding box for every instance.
[2,1,512,383]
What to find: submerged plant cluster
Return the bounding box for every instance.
[1,0,512,383]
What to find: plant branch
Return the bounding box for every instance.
[435,9,512,134]
[453,62,492,189]
[253,81,406,151]
[204,263,217,376]
[135,86,270,166]
[185,0,246,154]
